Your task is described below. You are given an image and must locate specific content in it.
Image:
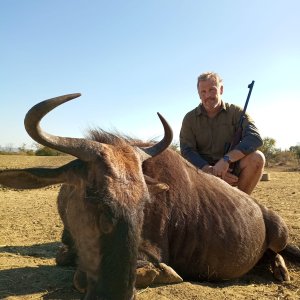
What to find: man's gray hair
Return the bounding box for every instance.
[197,72,223,89]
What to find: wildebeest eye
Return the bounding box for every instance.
[85,186,101,203]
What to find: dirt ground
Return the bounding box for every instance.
[0,155,299,300]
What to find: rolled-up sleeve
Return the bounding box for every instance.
[234,116,263,154]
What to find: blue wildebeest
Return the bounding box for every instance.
[0,93,299,300]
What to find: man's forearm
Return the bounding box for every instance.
[223,149,245,163]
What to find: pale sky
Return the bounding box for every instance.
[1,1,299,150]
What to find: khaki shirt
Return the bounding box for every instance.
[180,101,263,169]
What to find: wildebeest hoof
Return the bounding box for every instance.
[55,245,77,266]
[136,263,159,288]
[136,262,183,287]
[153,263,183,284]
[272,254,290,282]
[73,269,87,293]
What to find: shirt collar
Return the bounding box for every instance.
[196,101,227,116]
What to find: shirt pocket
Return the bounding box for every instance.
[216,120,235,142]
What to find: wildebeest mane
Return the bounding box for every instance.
[86,128,155,148]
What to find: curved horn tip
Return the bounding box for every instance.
[71,93,81,98]
[58,93,82,102]
[65,93,82,100]
[156,112,173,133]
[156,112,165,122]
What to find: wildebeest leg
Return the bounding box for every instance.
[73,261,183,292]
[263,250,290,281]
[73,262,160,295]
[55,228,77,266]
[261,205,290,281]
[136,260,183,288]
[280,244,300,263]
[136,261,159,287]
[272,253,290,281]
[152,263,183,284]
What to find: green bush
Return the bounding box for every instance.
[259,137,280,167]
[290,145,300,165]
[35,146,63,156]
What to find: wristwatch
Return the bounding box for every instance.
[223,155,232,164]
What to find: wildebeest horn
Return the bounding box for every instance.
[25,94,173,162]
[24,93,104,161]
[138,112,173,161]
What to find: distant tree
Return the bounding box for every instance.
[5,143,15,153]
[18,143,27,152]
[259,137,280,167]
[35,146,63,156]
[273,150,295,166]
[18,143,35,155]
[289,145,300,165]
[170,141,180,153]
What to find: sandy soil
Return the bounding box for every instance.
[0,155,299,300]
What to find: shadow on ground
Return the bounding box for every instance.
[0,264,81,299]
[0,243,297,299]
[0,242,61,259]
[0,242,81,299]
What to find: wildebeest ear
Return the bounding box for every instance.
[144,174,169,195]
[0,159,86,189]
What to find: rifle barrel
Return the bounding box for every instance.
[239,80,255,127]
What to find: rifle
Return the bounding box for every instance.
[224,81,255,169]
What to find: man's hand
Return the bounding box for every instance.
[222,171,238,186]
[202,160,239,186]
[201,165,214,174]
[212,158,230,179]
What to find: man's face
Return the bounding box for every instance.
[198,79,223,114]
